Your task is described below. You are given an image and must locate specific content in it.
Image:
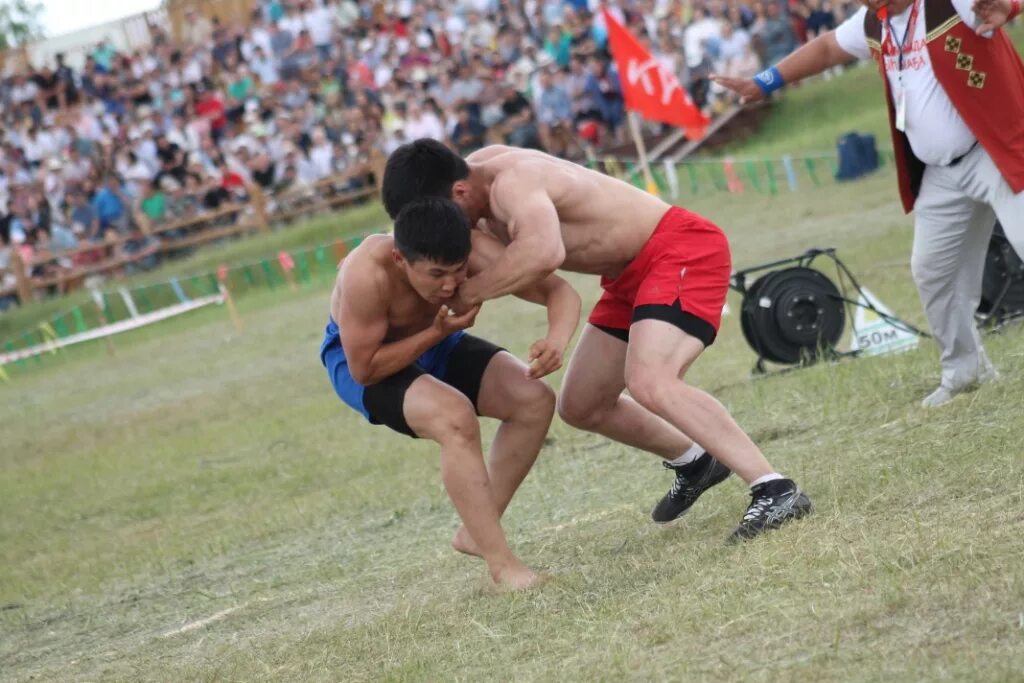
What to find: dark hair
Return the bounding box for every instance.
[393,197,470,265]
[382,138,469,219]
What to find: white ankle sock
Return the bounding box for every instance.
[750,473,784,489]
[667,443,704,467]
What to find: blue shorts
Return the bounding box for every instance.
[319,318,503,437]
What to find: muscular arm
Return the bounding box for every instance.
[468,231,581,351]
[458,168,566,306]
[333,257,445,386]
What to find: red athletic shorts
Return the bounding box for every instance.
[588,206,731,346]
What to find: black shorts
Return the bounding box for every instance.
[363,334,504,438]
[593,300,717,347]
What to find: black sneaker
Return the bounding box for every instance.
[729,478,812,542]
[651,452,732,524]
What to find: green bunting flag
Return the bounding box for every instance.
[260,260,276,289]
[314,246,329,276]
[296,251,312,284]
[764,160,778,196]
[686,164,700,194]
[243,265,256,286]
[54,316,69,338]
[744,161,763,193]
[709,164,728,192]
[804,158,821,187]
[71,306,87,333]
[651,168,668,194]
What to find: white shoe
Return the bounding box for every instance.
[978,365,1001,385]
[921,385,959,408]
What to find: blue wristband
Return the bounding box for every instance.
[752,66,785,96]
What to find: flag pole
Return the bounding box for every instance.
[627,111,659,195]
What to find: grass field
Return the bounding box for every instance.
[3,160,1023,682]
[5,38,1024,680]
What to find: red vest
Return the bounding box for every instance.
[864,1,1024,212]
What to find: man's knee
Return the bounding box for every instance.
[506,377,556,423]
[557,385,610,429]
[422,395,481,446]
[624,363,670,414]
[910,252,943,289]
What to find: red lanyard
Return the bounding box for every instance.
[883,0,921,72]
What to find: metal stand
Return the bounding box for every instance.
[732,248,928,376]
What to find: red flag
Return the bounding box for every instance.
[602,9,709,140]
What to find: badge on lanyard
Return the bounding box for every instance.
[894,84,907,131]
[884,0,921,133]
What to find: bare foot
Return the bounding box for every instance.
[451,526,483,558]
[490,562,547,591]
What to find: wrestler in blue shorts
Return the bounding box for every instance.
[320,321,501,437]
[318,197,580,590]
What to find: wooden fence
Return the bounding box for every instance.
[1,158,383,306]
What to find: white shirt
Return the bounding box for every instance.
[445,14,466,42]
[295,156,320,184]
[75,113,103,141]
[125,159,153,182]
[251,55,279,85]
[22,133,54,163]
[304,6,334,46]
[280,14,305,39]
[310,143,334,179]
[835,1,984,165]
[245,27,274,60]
[10,81,37,104]
[463,20,496,49]
[136,139,159,168]
[404,113,446,141]
[182,57,204,85]
[374,64,393,89]
[684,18,722,68]
[719,29,752,62]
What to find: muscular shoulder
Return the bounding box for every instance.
[491,157,550,184]
[466,144,517,163]
[488,160,551,221]
[336,235,392,303]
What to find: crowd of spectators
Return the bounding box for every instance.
[0,0,863,310]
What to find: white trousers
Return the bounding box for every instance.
[911,144,1024,390]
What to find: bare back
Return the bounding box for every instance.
[330,234,440,342]
[468,146,672,278]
